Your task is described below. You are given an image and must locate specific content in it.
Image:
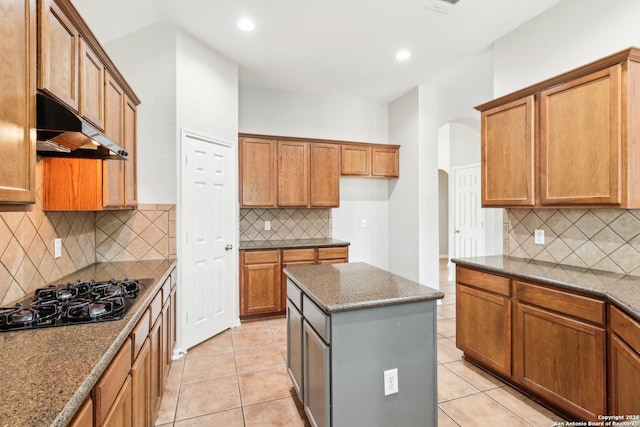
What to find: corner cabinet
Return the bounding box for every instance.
[0,0,37,204]
[476,47,640,208]
[455,265,613,421]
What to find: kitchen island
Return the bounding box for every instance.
[284,262,444,427]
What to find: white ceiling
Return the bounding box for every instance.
[71,0,562,102]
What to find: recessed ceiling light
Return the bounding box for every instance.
[238,17,255,32]
[396,49,411,61]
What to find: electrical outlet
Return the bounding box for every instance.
[54,238,62,259]
[264,220,271,231]
[361,219,367,228]
[534,229,545,245]
[384,368,398,396]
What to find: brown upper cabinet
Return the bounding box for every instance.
[239,134,398,208]
[37,0,140,211]
[79,38,105,130]
[0,0,37,204]
[38,0,80,111]
[476,47,640,208]
[341,144,399,177]
[278,141,309,207]
[481,96,535,207]
[240,137,277,207]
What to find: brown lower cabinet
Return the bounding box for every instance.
[456,265,614,421]
[69,267,177,426]
[609,305,640,414]
[240,245,348,320]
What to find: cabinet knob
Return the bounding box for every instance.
[225,244,233,251]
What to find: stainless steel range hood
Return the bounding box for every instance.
[36,93,128,160]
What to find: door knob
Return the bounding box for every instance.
[225,244,233,250]
[455,230,461,234]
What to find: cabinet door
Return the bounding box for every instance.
[0,0,36,204]
[131,339,151,427]
[609,334,640,415]
[456,284,511,376]
[103,73,125,208]
[123,96,137,207]
[43,157,103,211]
[241,261,282,316]
[287,300,304,401]
[481,95,535,206]
[310,144,340,207]
[540,66,622,206]
[371,146,399,177]
[79,38,104,130]
[240,138,277,207]
[38,0,79,110]
[69,397,93,427]
[303,320,330,427]
[149,315,163,419]
[278,141,309,207]
[341,145,370,176]
[514,303,606,420]
[162,297,173,380]
[102,376,132,427]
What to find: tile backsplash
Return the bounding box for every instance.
[0,158,175,306]
[240,208,331,241]
[96,204,177,262]
[506,208,640,275]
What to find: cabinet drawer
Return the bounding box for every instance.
[244,250,280,264]
[93,338,132,426]
[303,295,330,343]
[456,266,511,297]
[130,309,150,360]
[287,279,303,310]
[318,246,348,261]
[516,281,605,325]
[610,305,640,350]
[283,248,315,262]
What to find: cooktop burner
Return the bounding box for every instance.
[0,278,152,332]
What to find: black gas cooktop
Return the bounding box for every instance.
[0,278,152,332]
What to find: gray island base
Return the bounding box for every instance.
[284,262,444,427]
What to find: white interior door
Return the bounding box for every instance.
[181,130,236,349]
[453,164,485,260]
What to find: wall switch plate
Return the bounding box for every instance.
[384,368,398,396]
[54,238,62,259]
[534,229,545,245]
[264,220,271,231]
[361,219,367,228]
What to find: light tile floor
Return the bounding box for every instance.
[156,260,564,426]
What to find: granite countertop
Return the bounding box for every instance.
[0,258,177,427]
[239,238,350,250]
[283,262,444,314]
[452,255,640,322]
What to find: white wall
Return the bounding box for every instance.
[176,31,238,144]
[239,85,391,269]
[388,88,420,281]
[239,86,388,142]
[106,24,240,356]
[494,0,640,96]
[105,24,178,204]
